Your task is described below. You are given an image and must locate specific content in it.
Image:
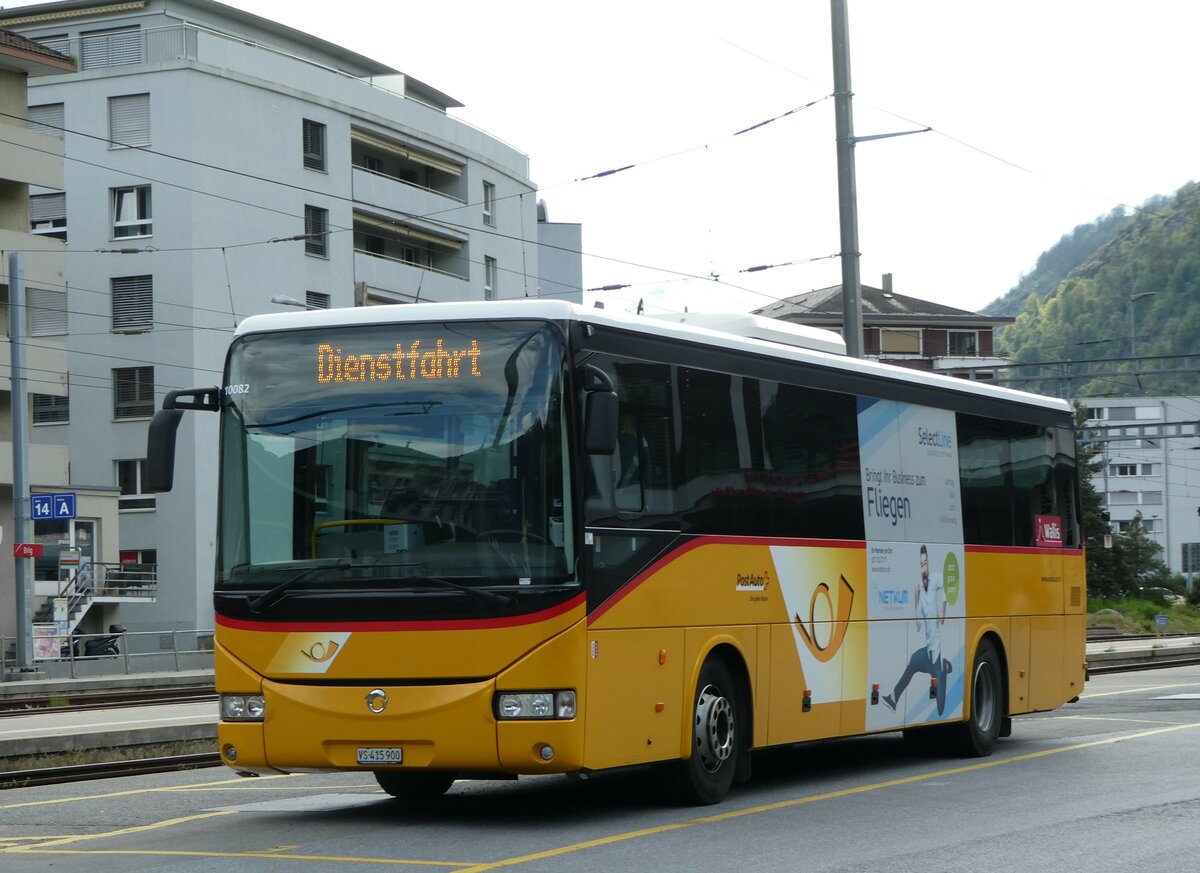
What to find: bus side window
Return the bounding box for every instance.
[615,410,646,511]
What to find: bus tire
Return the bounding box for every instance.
[953,638,1003,757]
[374,769,456,801]
[675,657,739,805]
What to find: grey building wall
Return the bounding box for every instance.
[3,0,582,634]
[1083,396,1200,577]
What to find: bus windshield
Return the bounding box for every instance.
[216,320,572,596]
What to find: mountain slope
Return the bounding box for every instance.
[996,181,1200,397]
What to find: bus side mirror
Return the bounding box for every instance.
[145,409,183,493]
[145,387,220,493]
[584,390,618,455]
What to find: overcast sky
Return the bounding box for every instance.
[15,0,1200,316]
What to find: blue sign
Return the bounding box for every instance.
[31,493,76,520]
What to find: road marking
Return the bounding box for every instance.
[8,847,476,866]
[5,722,1198,868]
[1153,694,1200,700]
[0,774,300,811]
[2,811,238,853]
[1050,715,1191,726]
[1083,682,1197,698]
[452,721,1200,872]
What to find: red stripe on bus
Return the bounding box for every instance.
[216,590,586,633]
[965,544,1085,556]
[587,535,866,625]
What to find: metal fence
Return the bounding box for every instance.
[2,628,214,680]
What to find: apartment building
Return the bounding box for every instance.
[0,0,583,637]
[1,30,121,659]
[1082,397,1200,577]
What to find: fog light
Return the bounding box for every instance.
[539,744,555,761]
[224,744,238,762]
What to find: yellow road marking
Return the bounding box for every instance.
[4,722,1197,868]
[2,811,238,852]
[454,721,1200,872]
[0,773,301,811]
[12,849,476,866]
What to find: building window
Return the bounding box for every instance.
[111,275,153,333]
[305,291,330,310]
[29,288,67,336]
[27,103,64,138]
[112,185,152,238]
[81,28,142,69]
[302,119,326,171]
[482,181,496,226]
[484,256,497,300]
[113,366,154,419]
[947,330,978,356]
[32,393,69,425]
[109,93,150,147]
[34,35,70,56]
[304,205,329,257]
[30,192,67,240]
[117,460,156,510]
[880,328,921,354]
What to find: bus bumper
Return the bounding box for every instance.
[218,678,584,775]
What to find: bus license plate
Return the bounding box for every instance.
[356,747,402,765]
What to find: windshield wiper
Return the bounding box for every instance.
[247,560,351,614]
[403,574,517,607]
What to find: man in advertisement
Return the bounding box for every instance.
[882,544,951,716]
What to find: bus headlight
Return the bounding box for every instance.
[495,690,575,720]
[220,694,266,721]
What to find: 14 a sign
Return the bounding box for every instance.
[31,493,76,520]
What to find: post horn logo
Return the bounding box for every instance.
[365,689,388,714]
[793,575,855,663]
[299,640,340,663]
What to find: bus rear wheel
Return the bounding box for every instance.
[952,638,1003,757]
[374,770,456,801]
[675,657,739,805]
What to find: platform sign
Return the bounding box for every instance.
[31,493,76,520]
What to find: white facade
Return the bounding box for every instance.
[1082,397,1200,575]
[1,0,583,634]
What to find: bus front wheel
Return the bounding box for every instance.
[675,657,739,805]
[374,769,456,801]
[953,638,1003,757]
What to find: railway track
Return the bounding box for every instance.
[0,752,223,788]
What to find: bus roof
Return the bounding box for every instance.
[235,300,1071,416]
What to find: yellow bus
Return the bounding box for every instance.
[148,300,1085,805]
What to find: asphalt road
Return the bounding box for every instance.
[2,664,1198,872]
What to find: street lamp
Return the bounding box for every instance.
[270,294,317,310]
[1129,291,1158,358]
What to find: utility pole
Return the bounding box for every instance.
[831,0,863,358]
[9,251,33,670]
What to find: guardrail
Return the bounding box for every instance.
[1,628,214,681]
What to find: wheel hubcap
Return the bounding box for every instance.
[694,683,734,773]
[973,662,995,733]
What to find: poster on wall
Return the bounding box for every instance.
[858,398,966,731]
